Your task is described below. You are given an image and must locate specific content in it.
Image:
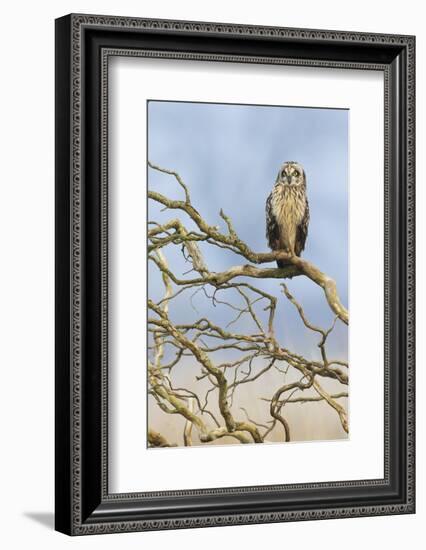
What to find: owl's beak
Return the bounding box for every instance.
[286,175,292,185]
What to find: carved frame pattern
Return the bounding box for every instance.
[55,13,415,535]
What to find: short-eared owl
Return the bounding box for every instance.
[266,161,310,268]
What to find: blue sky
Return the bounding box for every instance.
[147,100,348,359]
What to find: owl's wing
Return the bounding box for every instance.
[295,199,310,256]
[265,192,280,250]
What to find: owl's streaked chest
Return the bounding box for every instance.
[271,185,306,232]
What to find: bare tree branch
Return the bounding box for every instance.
[147,162,349,446]
[148,429,176,448]
[148,162,348,324]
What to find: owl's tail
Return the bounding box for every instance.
[277,259,290,269]
[277,252,301,268]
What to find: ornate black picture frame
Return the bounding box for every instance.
[55,14,415,535]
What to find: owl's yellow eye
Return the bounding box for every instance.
[293,170,299,177]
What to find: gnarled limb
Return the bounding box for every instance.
[148,162,348,324]
[147,162,349,446]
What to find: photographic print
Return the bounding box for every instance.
[147,100,349,449]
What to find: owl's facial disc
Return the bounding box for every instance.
[278,162,304,186]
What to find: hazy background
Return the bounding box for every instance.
[147,100,349,446]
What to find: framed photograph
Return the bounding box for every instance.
[55,14,415,535]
